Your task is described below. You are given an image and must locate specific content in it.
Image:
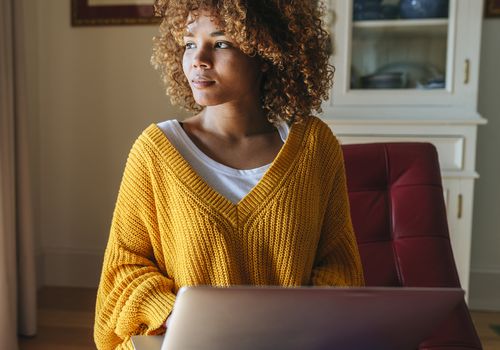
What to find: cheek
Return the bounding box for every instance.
[222,56,259,83]
[182,53,190,79]
[237,61,262,86]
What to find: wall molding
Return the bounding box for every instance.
[42,247,103,288]
[468,268,500,311]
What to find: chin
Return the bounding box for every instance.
[193,96,227,107]
[194,100,216,107]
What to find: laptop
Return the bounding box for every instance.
[132,286,463,350]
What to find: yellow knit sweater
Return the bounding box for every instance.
[94,116,364,349]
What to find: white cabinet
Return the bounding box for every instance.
[322,0,486,299]
[324,0,484,116]
[442,177,475,298]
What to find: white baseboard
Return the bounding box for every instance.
[468,269,500,311]
[42,247,104,288]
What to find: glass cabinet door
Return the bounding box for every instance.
[325,0,480,112]
[351,0,449,91]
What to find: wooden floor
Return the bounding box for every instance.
[19,287,96,350]
[19,287,500,350]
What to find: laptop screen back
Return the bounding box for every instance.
[161,286,463,350]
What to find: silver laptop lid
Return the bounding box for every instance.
[162,286,463,350]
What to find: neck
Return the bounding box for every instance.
[200,103,275,140]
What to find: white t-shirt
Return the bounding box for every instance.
[157,119,290,204]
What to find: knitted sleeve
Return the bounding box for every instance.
[94,138,176,350]
[310,135,365,287]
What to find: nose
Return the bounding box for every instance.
[192,45,212,69]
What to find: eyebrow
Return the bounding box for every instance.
[184,30,226,37]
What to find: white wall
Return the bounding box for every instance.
[28,0,187,287]
[469,18,500,311]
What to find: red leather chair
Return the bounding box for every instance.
[342,142,482,349]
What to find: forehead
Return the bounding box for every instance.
[185,10,224,33]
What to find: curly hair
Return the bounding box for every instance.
[151,0,334,125]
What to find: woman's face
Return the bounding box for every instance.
[182,11,264,108]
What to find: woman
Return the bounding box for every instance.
[94,1,364,349]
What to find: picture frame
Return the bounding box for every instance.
[71,0,161,26]
[485,0,500,17]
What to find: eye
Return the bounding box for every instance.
[184,42,196,50]
[215,41,231,49]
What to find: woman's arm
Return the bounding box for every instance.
[310,139,365,287]
[94,140,176,350]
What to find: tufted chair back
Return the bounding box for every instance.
[342,142,481,349]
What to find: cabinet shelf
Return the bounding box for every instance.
[353,18,449,28]
[353,18,448,36]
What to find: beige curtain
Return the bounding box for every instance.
[0,0,37,348]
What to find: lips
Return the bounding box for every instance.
[192,80,215,88]
[191,75,215,89]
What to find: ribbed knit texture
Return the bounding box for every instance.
[94,116,364,349]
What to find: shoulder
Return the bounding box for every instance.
[132,122,172,154]
[123,123,171,172]
[296,117,346,182]
[300,116,342,156]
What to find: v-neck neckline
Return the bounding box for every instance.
[144,118,309,222]
[172,119,274,175]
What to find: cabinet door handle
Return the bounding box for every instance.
[464,59,470,84]
[457,194,463,219]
